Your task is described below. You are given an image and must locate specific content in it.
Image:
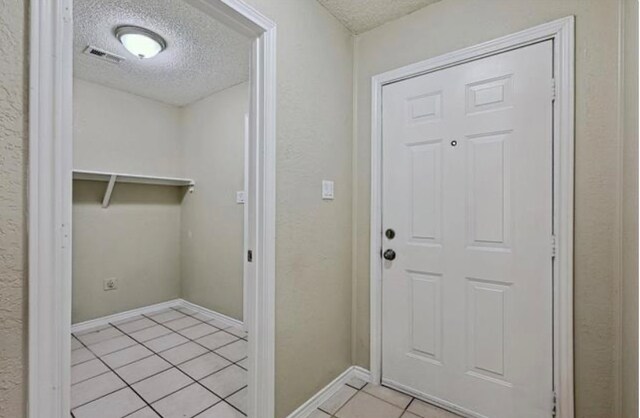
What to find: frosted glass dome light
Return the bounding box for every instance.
[116,26,166,59]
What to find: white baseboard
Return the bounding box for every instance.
[286,366,372,418]
[178,298,244,329]
[71,298,244,334]
[71,299,182,333]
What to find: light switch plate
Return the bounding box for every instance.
[322,180,334,200]
[236,191,246,204]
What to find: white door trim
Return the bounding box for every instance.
[370,17,575,418]
[27,0,277,417]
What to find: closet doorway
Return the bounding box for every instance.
[27,0,276,418]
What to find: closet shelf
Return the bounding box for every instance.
[73,169,195,208]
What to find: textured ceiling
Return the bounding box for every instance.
[317,0,441,34]
[74,0,251,106]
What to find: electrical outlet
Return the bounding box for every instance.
[103,278,118,291]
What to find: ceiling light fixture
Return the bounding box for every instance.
[115,26,166,59]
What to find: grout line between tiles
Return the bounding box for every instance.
[73,325,164,417]
[71,306,249,417]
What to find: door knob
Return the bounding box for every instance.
[383,249,396,261]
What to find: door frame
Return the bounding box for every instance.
[369,17,575,418]
[28,0,277,417]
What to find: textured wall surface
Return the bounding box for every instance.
[73,79,183,177]
[0,0,27,416]
[72,182,183,323]
[72,79,184,323]
[242,1,354,416]
[621,0,638,415]
[181,82,248,321]
[352,1,624,417]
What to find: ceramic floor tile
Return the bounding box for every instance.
[113,315,144,324]
[206,318,232,330]
[407,399,461,418]
[346,376,367,390]
[71,358,109,385]
[116,317,157,334]
[145,332,189,352]
[130,325,173,342]
[132,367,193,403]
[179,352,232,380]
[126,407,161,418]
[362,384,412,409]
[71,337,83,350]
[152,383,220,418]
[196,401,245,418]
[175,306,199,316]
[76,326,123,346]
[214,339,247,362]
[199,365,247,398]
[159,341,208,365]
[400,412,421,418]
[149,309,185,323]
[89,334,137,356]
[164,316,202,331]
[71,347,95,365]
[335,392,404,418]
[309,410,331,418]
[73,387,145,418]
[223,326,247,339]
[319,384,358,415]
[192,313,217,323]
[226,387,247,414]
[101,344,154,369]
[116,355,172,384]
[197,331,239,351]
[71,371,125,409]
[236,358,248,370]
[179,323,219,340]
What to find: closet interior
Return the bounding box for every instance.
[69,0,251,416]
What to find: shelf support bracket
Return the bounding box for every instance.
[102,174,117,208]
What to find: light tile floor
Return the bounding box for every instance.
[315,378,462,418]
[70,306,248,418]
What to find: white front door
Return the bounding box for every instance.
[381,41,554,418]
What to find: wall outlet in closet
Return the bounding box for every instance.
[103,278,118,291]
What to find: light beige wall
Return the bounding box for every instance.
[74,78,183,177]
[239,1,355,416]
[0,0,27,415]
[621,0,638,416]
[72,79,184,323]
[72,182,183,323]
[180,82,248,321]
[353,1,624,417]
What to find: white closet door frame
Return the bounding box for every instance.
[369,17,575,418]
[27,0,277,417]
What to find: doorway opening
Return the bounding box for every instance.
[28,0,276,417]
